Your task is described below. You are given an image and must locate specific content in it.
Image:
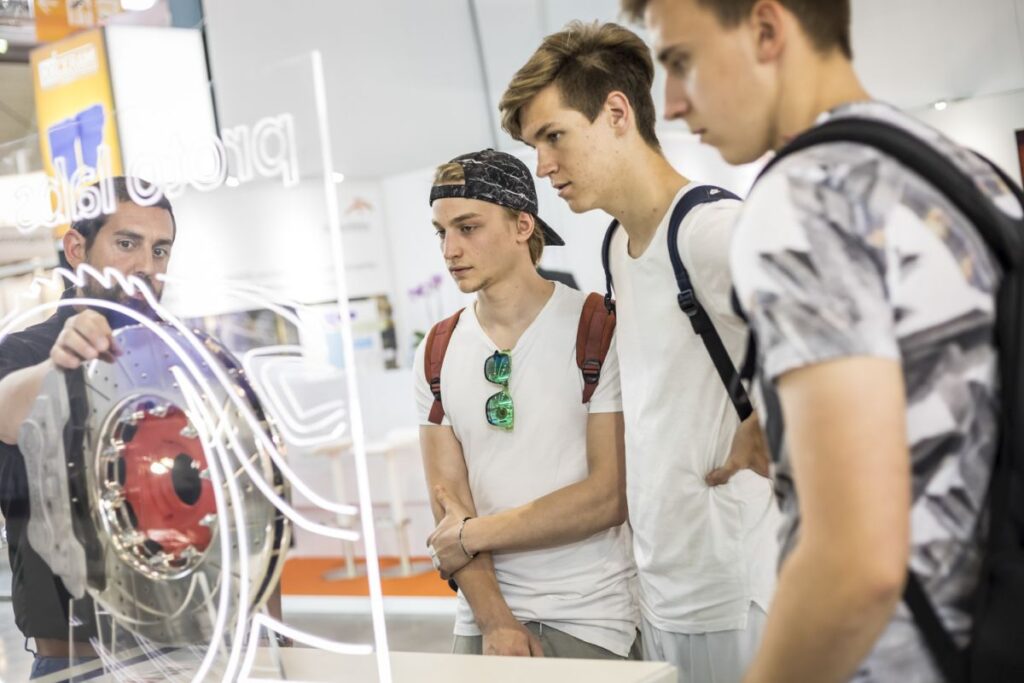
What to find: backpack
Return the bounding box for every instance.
[751,117,1024,683]
[423,292,616,425]
[600,185,753,421]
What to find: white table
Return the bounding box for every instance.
[256,649,678,682]
[65,648,677,682]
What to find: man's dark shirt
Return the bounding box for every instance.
[0,293,98,641]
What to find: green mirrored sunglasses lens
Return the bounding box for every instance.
[484,351,512,385]
[485,390,514,430]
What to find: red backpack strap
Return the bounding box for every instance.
[576,292,616,404]
[424,308,465,425]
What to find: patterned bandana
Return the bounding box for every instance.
[429,148,565,246]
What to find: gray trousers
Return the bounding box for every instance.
[453,622,642,660]
[641,602,768,683]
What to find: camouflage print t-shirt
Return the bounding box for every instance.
[731,101,1022,682]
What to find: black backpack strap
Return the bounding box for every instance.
[730,289,757,385]
[601,220,619,313]
[971,153,1024,683]
[668,185,753,422]
[903,572,968,683]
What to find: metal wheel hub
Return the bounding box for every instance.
[100,401,216,577]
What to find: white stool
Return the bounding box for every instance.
[321,427,425,580]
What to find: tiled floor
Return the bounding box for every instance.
[0,568,455,682]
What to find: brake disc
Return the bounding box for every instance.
[80,323,291,646]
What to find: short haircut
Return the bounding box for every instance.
[432,162,545,265]
[70,177,176,251]
[499,21,660,150]
[621,0,852,59]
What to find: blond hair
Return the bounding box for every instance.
[431,162,545,265]
[499,21,659,149]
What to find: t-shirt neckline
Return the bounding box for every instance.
[626,182,701,263]
[466,281,562,355]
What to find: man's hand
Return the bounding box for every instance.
[427,485,476,579]
[706,412,771,486]
[0,311,120,444]
[482,621,545,657]
[51,310,120,370]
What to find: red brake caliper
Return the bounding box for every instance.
[121,407,217,560]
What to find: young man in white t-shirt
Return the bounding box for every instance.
[414,149,640,659]
[498,21,780,683]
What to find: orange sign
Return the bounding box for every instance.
[34,1,124,43]
[30,28,124,235]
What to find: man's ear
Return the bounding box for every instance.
[751,0,786,63]
[604,91,632,137]
[63,229,87,269]
[516,212,536,243]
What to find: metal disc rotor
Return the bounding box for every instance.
[82,323,290,646]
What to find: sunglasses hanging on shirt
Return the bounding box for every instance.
[484,350,513,430]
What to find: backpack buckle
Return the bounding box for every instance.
[581,359,601,385]
[677,290,698,317]
[429,378,442,400]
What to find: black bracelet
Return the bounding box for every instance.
[458,516,477,560]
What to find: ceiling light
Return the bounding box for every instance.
[121,0,158,10]
[225,176,240,188]
[332,172,345,183]
[932,100,948,111]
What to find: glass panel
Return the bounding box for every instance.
[0,46,391,681]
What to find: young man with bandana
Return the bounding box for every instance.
[415,149,640,660]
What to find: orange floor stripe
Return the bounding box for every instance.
[281,556,453,597]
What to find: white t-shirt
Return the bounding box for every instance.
[608,183,780,634]
[414,282,639,656]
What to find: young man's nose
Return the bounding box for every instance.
[442,233,462,260]
[535,149,557,178]
[664,77,692,121]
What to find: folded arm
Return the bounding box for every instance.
[419,424,543,656]
[428,411,626,574]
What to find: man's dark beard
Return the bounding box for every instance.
[81,279,163,329]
